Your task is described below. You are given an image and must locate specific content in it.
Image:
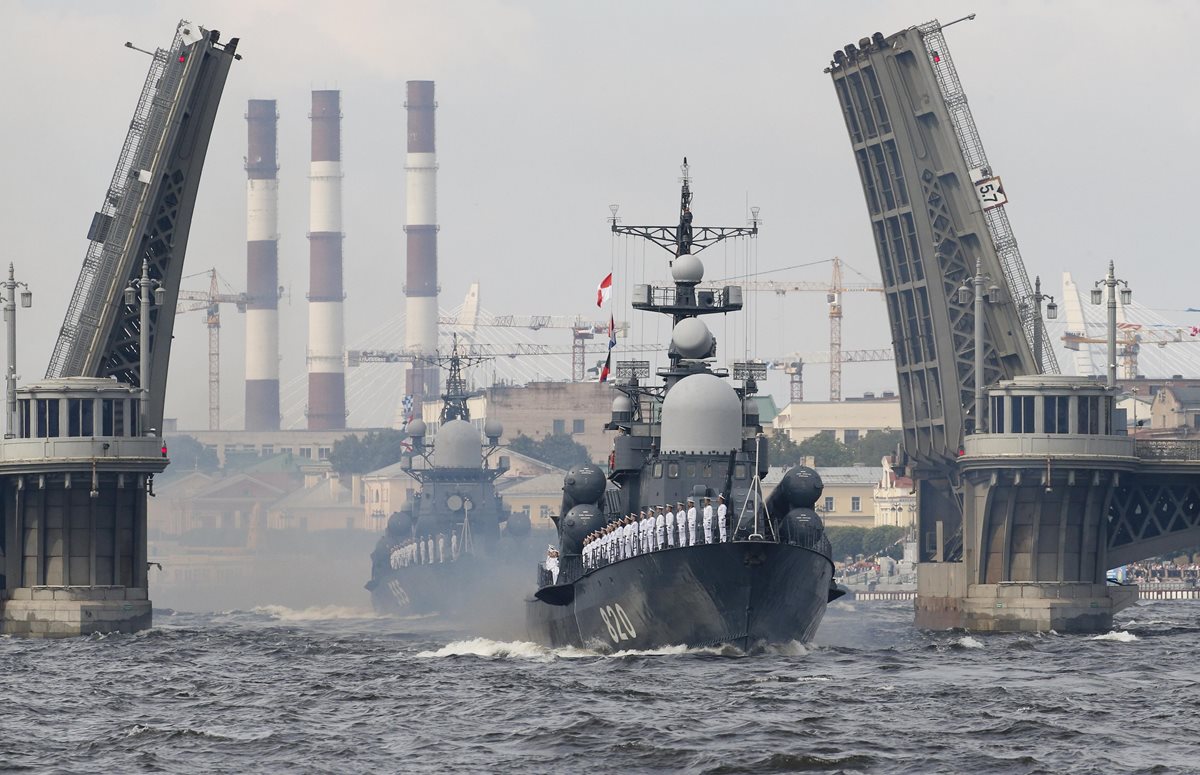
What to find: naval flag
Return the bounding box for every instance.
[599,314,616,383]
[596,272,613,307]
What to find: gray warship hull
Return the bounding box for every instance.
[369,538,548,619]
[526,540,837,653]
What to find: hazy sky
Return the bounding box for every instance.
[4,1,1199,429]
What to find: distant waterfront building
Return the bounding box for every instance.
[772,394,900,444]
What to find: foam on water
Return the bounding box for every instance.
[956,635,985,649]
[1092,630,1138,642]
[248,604,385,622]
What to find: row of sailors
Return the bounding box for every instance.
[582,495,729,569]
[388,533,460,569]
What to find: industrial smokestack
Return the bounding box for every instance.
[307,90,346,430]
[405,80,439,405]
[245,99,280,431]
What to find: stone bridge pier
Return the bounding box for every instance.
[917,376,1145,633]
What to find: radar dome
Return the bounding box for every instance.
[611,394,633,413]
[434,419,482,468]
[660,373,742,454]
[406,418,427,437]
[483,418,504,440]
[671,253,704,284]
[671,317,714,360]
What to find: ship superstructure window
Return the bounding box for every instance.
[734,464,747,480]
[652,463,663,479]
[667,462,680,479]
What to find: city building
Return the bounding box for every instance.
[772,395,901,444]
[1149,386,1200,434]
[762,465,882,528]
[873,458,917,528]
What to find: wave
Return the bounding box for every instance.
[248,604,384,622]
[417,638,770,660]
[1091,630,1138,642]
[955,635,985,649]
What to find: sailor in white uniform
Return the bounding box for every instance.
[665,505,677,548]
[702,498,714,544]
[545,545,560,584]
[717,494,729,542]
[643,511,653,553]
[623,516,635,559]
[686,497,698,547]
[437,533,446,563]
[676,502,688,546]
[638,511,649,555]
[655,506,666,550]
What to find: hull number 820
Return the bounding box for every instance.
[599,603,637,643]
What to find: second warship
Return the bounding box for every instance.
[526,160,843,652]
[366,341,541,618]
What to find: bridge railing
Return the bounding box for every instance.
[1135,439,1200,462]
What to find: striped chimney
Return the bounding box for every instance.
[245,99,280,431]
[307,90,346,430]
[405,80,439,404]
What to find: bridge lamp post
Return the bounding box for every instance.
[1031,275,1058,368]
[125,259,165,436]
[2,263,32,439]
[1091,261,1131,389]
[957,257,1002,434]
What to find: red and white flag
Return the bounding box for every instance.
[596,272,613,308]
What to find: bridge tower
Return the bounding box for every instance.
[1,21,238,636]
[825,21,1154,631]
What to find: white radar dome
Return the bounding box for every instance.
[660,373,742,454]
[611,394,633,413]
[671,317,714,360]
[671,253,704,284]
[483,418,504,439]
[405,418,427,437]
[435,419,482,468]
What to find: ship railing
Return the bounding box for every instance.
[538,556,583,587]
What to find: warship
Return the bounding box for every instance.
[366,340,539,618]
[526,160,843,652]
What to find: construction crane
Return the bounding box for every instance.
[348,341,659,377]
[737,257,885,401]
[1062,324,1200,379]
[175,268,248,430]
[759,348,893,402]
[438,283,631,381]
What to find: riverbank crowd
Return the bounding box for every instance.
[581,496,729,570]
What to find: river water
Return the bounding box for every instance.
[1,599,1196,773]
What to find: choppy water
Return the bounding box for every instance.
[2,599,1197,773]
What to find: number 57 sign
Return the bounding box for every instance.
[974,175,1008,211]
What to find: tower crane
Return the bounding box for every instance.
[175,268,248,430]
[437,283,631,381]
[736,257,885,401]
[1062,324,1200,380]
[758,348,893,402]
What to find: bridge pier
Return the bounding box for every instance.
[0,379,165,637]
[917,376,1142,633]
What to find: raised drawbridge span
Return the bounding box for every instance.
[828,20,1200,632]
[46,22,239,432]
